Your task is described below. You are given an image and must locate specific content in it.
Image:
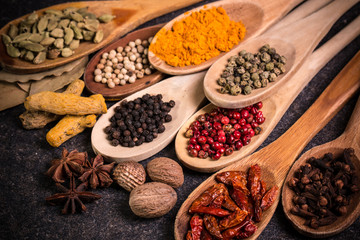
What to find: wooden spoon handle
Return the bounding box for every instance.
[343,93,360,146]
[268,0,332,32]
[269,51,360,169]
[275,0,357,49]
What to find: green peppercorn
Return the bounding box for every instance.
[260,44,270,52]
[241,72,250,81]
[261,52,271,63]
[230,85,241,95]
[251,72,259,81]
[239,50,246,56]
[269,72,277,82]
[273,67,281,76]
[236,57,245,65]
[277,63,286,73]
[236,66,245,74]
[254,80,262,89]
[244,61,252,70]
[260,71,269,80]
[265,62,274,71]
[234,76,241,83]
[261,78,269,87]
[243,85,252,95]
[217,77,227,86]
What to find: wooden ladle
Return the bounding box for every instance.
[0,0,203,74]
[282,96,360,237]
[148,0,303,75]
[91,71,207,163]
[174,51,360,239]
[175,15,360,172]
[203,0,358,109]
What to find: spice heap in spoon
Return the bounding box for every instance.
[93,37,155,88]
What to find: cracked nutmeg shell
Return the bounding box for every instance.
[112,161,146,191]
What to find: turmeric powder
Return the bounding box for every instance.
[149,6,246,67]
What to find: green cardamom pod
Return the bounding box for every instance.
[50,28,64,38]
[64,28,74,45]
[47,48,60,59]
[69,39,80,50]
[61,47,73,57]
[23,42,45,52]
[40,37,55,46]
[71,25,83,40]
[24,12,38,25]
[70,12,84,22]
[63,7,78,15]
[37,16,48,32]
[19,49,27,58]
[77,22,85,29]
[24,51,35,61]
[33,51,46,64]
[58,19,70,29]
[69,20,77,28]
[98,14,115,23]
[82,12,97,19]
[53,38,64,49]
[17,40,33,48]
[84,18,99,32]
[28,33,44,43]
[1,34,12,46]
[31,22,38,33]
[8,24,19,39]
[6,44,21,58]
[93,30,103,44]
[76,7,89,15]
[12,33,31,43]
[44,9,64,17]
[82,30,94,41]
[19,21,31,34]
[47,19,58,31]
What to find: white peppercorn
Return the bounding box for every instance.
[128,41,136,48]
[94,75,102,82]
[117,73,124,79]
[101,78,108,84]
[120,79,126,85]
[104,66,113,73]
[105,72,112,79]
[144,68,151,75]
[102,52,109,59]
[114,78,120,85]
[129,54,137,62]
[100,58,106,64]
[94,69,102,75]
[124,46,131,52]
[108,81,115,88]
[112,58,119,64]
[135,63,143,70]
[124,75,129,81]
[136,72,144,79]
[135,39,142,45]
[128,76,136,83]
[114,69,120,74]
[116,46,123,53]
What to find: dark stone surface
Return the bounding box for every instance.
[0,1,359,240]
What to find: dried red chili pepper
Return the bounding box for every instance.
[219,208,248,230]
[203,214,223,239]
[230,188,251,212]
[248,164,261,198]
[210,191,225,209]
[221,217,250,240]
[222,193,239,212]
[216,171,249,195]
[189,214,204,240]
[189,206,231,217]
[253,194,262,222]
[260,180,267,197]
[189,184,225,211]
[186,230,193,240]
[237,221,258,239]
[260,186,279,211]
[200,228,214,240]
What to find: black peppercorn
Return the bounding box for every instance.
[145,135,154,142]
[128,141,135,147]
[168,100,175,108]
[165,114,172,122]
[123,130,131,137]
[111,139,119,146]
[158,125,165,133]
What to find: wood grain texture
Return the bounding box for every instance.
[0,0,203,73]
[203,0,358,109]
[84,24,165,101]
[175,15,360,173]
[282,58,360,238]
[148,0,304,75]
[91,71,207,163]
[174,50,360,240]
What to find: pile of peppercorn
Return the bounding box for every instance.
[217,44,286,95]
[184,102,264,160]
[104,93,175,147]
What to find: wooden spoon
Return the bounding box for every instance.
[91,71,207,163]
[175,15,360,172]
[148,0,303,75]
[84,24,165,101]
[0,0,203,74]
[282,99,360,237]
[203,0,358,109]
[174,51,360,239]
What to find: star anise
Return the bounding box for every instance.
[46,148,87,183]
[78,154,115,189]
[46,176,101,214]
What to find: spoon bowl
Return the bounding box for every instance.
[282,100,360,237]
[203,0,358,109]
[148,0,303,75]
[174,51,360,239]
[84,24,165,101]
[0,0,203,73]
[91,71,206,163]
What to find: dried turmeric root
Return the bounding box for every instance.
[19,79,85,129]
[46,114,97,147]
[24,92,107,115]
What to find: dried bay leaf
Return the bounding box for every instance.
[0,81,28,111]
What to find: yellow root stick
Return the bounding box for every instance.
[19,79,85,129]
[24,92,107,115]
[46,114,97,147]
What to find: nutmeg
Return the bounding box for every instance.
[129,182,177,218]
[146,157,184,188]
[113,161,146,191]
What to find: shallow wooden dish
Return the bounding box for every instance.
[148,0,303,75]
[84,24,165,101]
[0,0,202,73]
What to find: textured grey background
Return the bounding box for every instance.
[0,0,359,239]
